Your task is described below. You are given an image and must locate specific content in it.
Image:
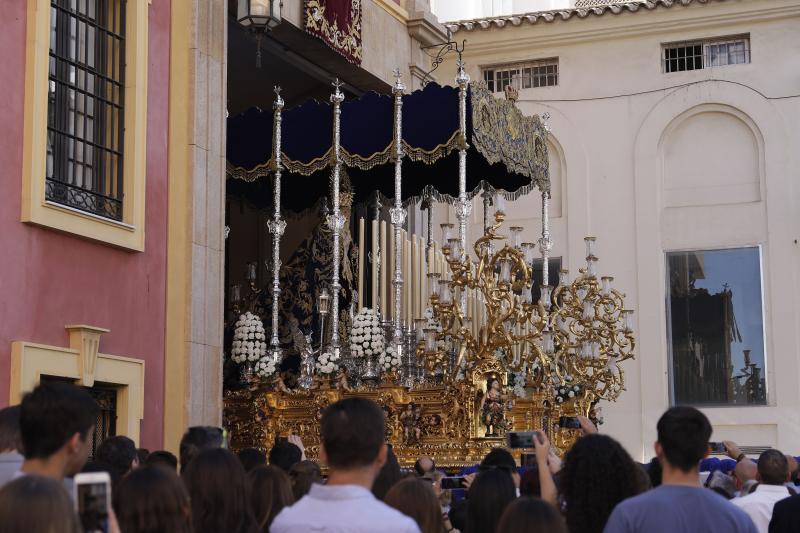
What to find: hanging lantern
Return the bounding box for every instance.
[318,289,331,316]
[237,0,282,29]
[237,0,283,67]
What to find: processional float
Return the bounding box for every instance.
[223,64,636,466]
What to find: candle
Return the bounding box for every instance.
[466,292,472,336]
[371,220,378,311]
[422,240,428,310]
[389,227,395,320]
[405,235,412,324]
[418,236,425,317]
[357,218,365,311]
[380,221,387,318]
[412,238,419,320]
[400,232,406,323]
[495,194,507,216]
[472,293,481,339]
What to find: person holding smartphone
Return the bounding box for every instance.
[15,382,122,533]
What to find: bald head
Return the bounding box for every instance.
[757,450,789,485]
[414,456,435,476]
[734,459,757,489]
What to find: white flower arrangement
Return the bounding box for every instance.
[231,312,267,364]
[316,350,340,375]
[349,308,384,359]
[255,356,277,378]
[380,343,403,372]
[510,370,527,399]
[554,376,582,404]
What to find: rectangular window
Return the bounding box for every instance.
[666,247,766,406]
[663,35,750,73]
[482,58,559,92]
[47,0,125,221]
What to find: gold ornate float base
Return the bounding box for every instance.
[224,367,588,468]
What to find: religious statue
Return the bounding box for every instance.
[441,389,467,438]
[268,180,358,354]
[480,377,507,437]
[271,372,294,395]
[400,402,422,445]
[335,367,353,392]
[297,334,317,390]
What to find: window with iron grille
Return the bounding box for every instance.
[482,58,559,92]
[663,35,750,73]
[39,376,118,458]
[47,0,126,221]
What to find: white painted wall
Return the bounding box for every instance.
[433,0,800,459]
[431,0,573,22]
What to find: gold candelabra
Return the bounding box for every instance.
[421,209,636,413]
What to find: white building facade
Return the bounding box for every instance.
[433,0,800,459]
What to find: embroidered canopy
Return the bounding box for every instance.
[226,82,550,212]
[304,0,363,65]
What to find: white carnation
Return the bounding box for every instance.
[349,308,385,359]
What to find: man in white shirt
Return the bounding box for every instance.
[271,397,420,533]
[732,449,794,533]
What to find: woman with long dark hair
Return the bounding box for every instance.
[183,448,258,533]
[115,466,192,533]
[288,460,323,501]
[249,465,294,532]
[558,434,645,533]
[466,468,517,533]
[0,475,81,533]
[372,443,403,501]
[496,497,567,533]
[384,477,445,533]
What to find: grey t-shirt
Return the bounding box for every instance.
[604,485,757,533]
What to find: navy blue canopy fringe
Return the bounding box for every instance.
[226,82,549,212]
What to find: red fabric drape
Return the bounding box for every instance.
[304,0,363,65]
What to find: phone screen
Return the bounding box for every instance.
[559,416,582,429]
[440,477,466,490]
[506,431,542,449]
[77,481,110,533]
[709,442,727,454]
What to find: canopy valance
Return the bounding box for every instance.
[226,82,549,211]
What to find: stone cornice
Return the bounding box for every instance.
[445,0,726,33]
[407,9,449,47]
[455,2,800,55]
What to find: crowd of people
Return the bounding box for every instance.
[0,381,798,532]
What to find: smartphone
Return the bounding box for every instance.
[559,416,582,429]
[709,441,727,454]
[74,472,111,533]
[440,476,466,490]
[506,431,543,449]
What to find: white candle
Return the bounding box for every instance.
[358,218,365,311]
[423,243,430,311]
[412,238,419,320]
[473,293,478,338]
[405,234,412,324]
[380,221,387,319]
[389,227,395,320]
[371,220,378,311]
[418,237,425,317]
